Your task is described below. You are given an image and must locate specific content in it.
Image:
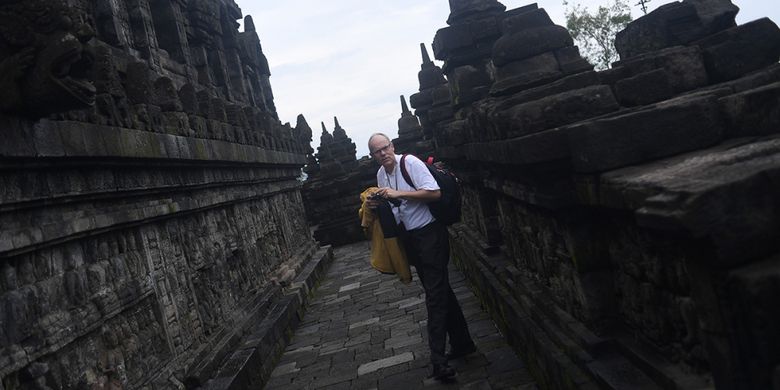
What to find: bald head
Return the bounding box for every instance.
[368,133,391,150]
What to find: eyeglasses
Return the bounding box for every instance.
[370,143,392,157]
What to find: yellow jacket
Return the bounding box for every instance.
[359,187,411,284]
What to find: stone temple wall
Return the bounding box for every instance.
[406,0,780,389]
[301,119,376,246]
[0,0,322,389]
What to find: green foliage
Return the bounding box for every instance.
[564,0,632,70]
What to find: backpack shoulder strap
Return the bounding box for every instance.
[399,154,416,189]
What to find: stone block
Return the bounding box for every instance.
[433,25,475,60]
[418,68,446,91]
[615,46,708,93]
[0,117,36,157]
[614,68,675,106]
[464,126,570,166]
[435,119,468,147]
[82,125,108,156]
[32,120,65,157]
[554,46,593,74]
[356,352,414,376]
[448,64,492,107]
[727,63,780,93]
[569,94,724,173]
[615,1,736,60]
[58,124,88,157]
[725,255,780,389]
[491,52,563,97]
[492,25,574,67]
[598,66,632,87]
[447,0,507,25]
[720,82,780,137]
[697,18,780,83]
[431,84,452,106]
[501,8,554,35]
[491,71,601,109]
[600,135,780,263]
[496,85,618,139]
[135,130,165,159]
[409,90,432,109]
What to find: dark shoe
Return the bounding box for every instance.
[431,363,456,380]
[446,343,477,360]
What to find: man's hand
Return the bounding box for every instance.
[377,187,401,200]
[365,191,383,209]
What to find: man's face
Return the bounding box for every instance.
[369,137,395,169]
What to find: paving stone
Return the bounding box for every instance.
[377,366,428,390]
[339,282,362,293]
[349,317,380,330]
[271,361,300,377]
[267,242,539,389]
[357,352,415,376]
[384,335,424,350]
[400,297,427,309]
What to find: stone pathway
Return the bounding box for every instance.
[265,241,539,390]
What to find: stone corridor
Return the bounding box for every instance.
[264,242,539,390]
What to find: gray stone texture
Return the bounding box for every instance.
[264,242,538,390]
[0,0,320,389]
[300,120,376,247]
[380,1,780,389]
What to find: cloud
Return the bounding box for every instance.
[238,0,780,156]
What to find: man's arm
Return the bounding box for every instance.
[377,187,440,203]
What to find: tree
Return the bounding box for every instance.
[564,0,632,70]
[636,0,651,15]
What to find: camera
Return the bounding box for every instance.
[369,192,401,207]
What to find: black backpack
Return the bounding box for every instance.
[399,154,461,226]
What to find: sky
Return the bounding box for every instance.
[236,0,780,157]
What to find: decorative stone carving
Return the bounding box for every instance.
[0,0,318,388]
[394,1,780,389]
[0,0,96,115]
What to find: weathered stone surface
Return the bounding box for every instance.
[614,68,675,106]
[464,126,570,166]
[725,255,780,390]
[569,94,724,173]
[501,8,555,35]
[491,71,602,110]
[433,16,502,66]
[554,46,594,74]
[599,135,780,263]
[492,25,574,67]
[392,2,780,390]
[447,0,507,26]
[615,0,737,60]
[697,18,780,82]
[448,62,493,107]
[0,1,317,389]
[720,82,780,138]
[496,85,619,139]
[302,121,375,246]
[614,45,709,93]
[491,52,563,96]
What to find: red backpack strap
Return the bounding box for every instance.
[399,154,416,189]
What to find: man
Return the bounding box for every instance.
[366,133,476,380]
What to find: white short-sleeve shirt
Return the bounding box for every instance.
[376,154,439,230]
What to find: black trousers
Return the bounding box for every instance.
[401,220,473,365]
